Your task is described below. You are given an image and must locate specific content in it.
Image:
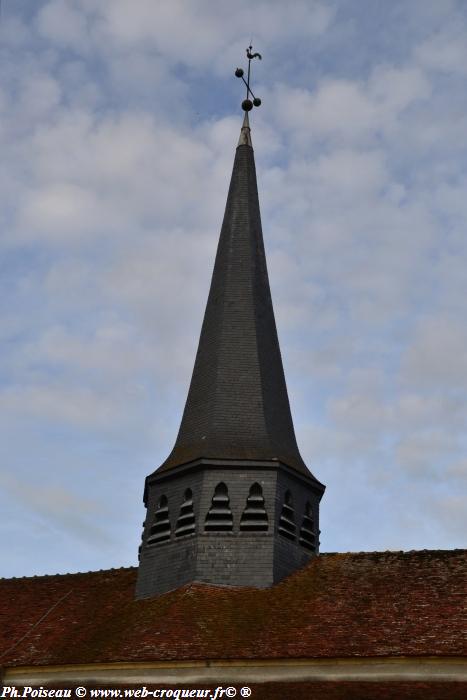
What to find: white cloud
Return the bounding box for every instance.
[428,493,467,541]
[446,459,467,484]
[314,148,388,194]
[0,384,132,429]
[1,475,112,546]
[368,65,431,115]
[93,0,334,66]
[37,0,92,51]
[395,431,457,477]
[275,80,377,142]
[415,28,467,75]
[19,323,155,376]
[271,65,430,148]
[19,72,62,118]
[18,182,111,241]
[402,316,467,391]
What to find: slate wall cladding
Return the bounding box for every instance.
[199,467,277,533]
[136,469,204,598]
[136,536,198,597]
[273,468,320,583]
[195,467,277,588]
[136,463,320,597]
[276,468,321,549]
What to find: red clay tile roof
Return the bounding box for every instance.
[1,550,465,667]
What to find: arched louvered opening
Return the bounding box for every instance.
[278,490,296,541]
[147,495,171,545]
[240,482,268,532]
[299,501,316,551]
[205,482,233,532]
[175,489,196,537]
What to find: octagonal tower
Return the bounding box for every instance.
[136,113,325,598]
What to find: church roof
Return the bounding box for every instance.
[157,115,316,480]
[1,550,465,668]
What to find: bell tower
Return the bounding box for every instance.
[136,49,325,598]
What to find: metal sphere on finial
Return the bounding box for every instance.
[253,97,261,107]
[242,99,253,112]
[235,68,244,78]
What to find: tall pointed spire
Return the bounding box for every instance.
[136,52,324,597]
[158,114,316,480]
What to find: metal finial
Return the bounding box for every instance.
[234,45,262,112]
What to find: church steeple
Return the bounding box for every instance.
[158,110,316,480]
[136,52,325,598]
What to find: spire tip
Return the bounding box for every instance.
[238,111,252,147]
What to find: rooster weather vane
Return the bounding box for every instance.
[235,45,262,112]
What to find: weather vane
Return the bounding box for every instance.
[235,45,262,112]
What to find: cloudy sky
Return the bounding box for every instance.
[1,0,466,578]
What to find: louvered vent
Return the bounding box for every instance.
[240,483,268,532]
[147,495,171,545]
[175,488,196,537]
[278,490,296,540]
[205,482,233,532]
[299,502,316,551]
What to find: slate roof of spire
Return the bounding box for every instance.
[158,113,316,479]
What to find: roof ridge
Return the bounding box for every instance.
[1,565,137,581]
[4,552,466,582]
